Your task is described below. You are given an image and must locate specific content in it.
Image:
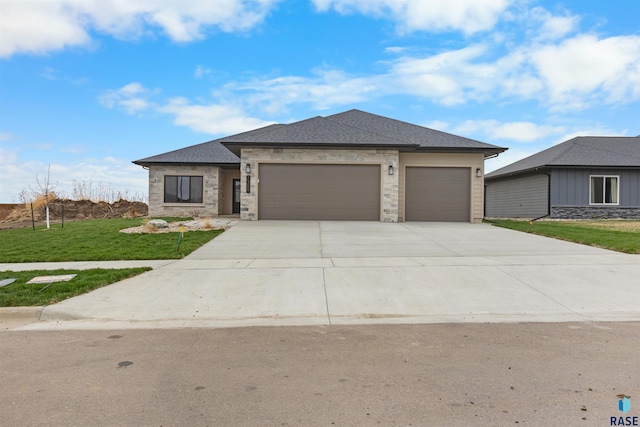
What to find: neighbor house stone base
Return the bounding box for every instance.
[551,206,640,219]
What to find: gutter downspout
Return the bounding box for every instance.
[482,152,501,218]
[531,172,552,222]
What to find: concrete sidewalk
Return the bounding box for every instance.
[0,260,177,330]
[0,260,176,271]
[6,221,638,330]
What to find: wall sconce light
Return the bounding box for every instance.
[476,168,482,178]
[245,163,251,174]
[388,164,395,175]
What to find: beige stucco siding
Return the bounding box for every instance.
[219,169,241,215]
[399,153,485,223]
[241,148,399,222]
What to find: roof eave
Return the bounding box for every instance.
[221,142,415,156]
[486,163,640,180]
[485,165,551,180]
[132,160,240,168]
[221,142,507,156]
[409,146,508,156]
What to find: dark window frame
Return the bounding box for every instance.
[164,175,204,203]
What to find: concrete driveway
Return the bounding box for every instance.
[29,221,640,330]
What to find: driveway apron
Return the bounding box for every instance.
[31,221,640,330]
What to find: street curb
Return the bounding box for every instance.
[0,306,43,321]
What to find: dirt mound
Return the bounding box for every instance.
[2,198,148,227]
[0,204,20,221]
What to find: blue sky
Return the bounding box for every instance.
[1,0,639,202]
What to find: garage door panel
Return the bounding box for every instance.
[405,167,470,222]
[259,164,381,220]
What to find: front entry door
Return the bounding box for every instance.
[232,179,240,214]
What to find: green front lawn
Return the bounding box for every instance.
[488,220,640,254]
[0,268,151,306]
[0,218,223,262]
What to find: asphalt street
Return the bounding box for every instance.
[1,322,639,426]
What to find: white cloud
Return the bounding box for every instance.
[226,29,640,113]
[237,68,380,112]
[388,45,495,105]
[385,46,407,54]
[0,0,281,57]
[532,34,640,109]
[158,97,276,135]
[526,7,579,41]
[195,65,212,78]
[0,132,12,142]
[94,5,640,131]
[0,1,91,58]
[452,120,566,142]
[98,82,157,114]
[99,82,275,134]
[41,67,58,80]
[312,0,511,34]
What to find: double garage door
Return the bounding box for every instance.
[258,164,470,222]
[258,164,381,220]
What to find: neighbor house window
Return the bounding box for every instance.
[164,176,203,203]
[590,175,618,205]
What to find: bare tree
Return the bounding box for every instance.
[30,164,58,229]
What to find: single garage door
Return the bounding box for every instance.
[405,167,470,222]
[258,163,380,220]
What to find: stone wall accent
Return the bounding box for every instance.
[551,206,640,219]
[148,165,220,217]
[240,148,399,222]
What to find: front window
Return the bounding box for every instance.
[164,176,203,203]
[590,176,618,205]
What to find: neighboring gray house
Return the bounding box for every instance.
[485,135,640,219]
[134,109,506,222]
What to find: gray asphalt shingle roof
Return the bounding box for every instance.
[134,109,506,165]
[486,135,640,179]
[133,139,240,165]
[327,110,497,149]
[218,116,409,146]
[133,124,282,165]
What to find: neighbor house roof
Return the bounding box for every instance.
[134,109,506,166]
[486,135,640,179]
